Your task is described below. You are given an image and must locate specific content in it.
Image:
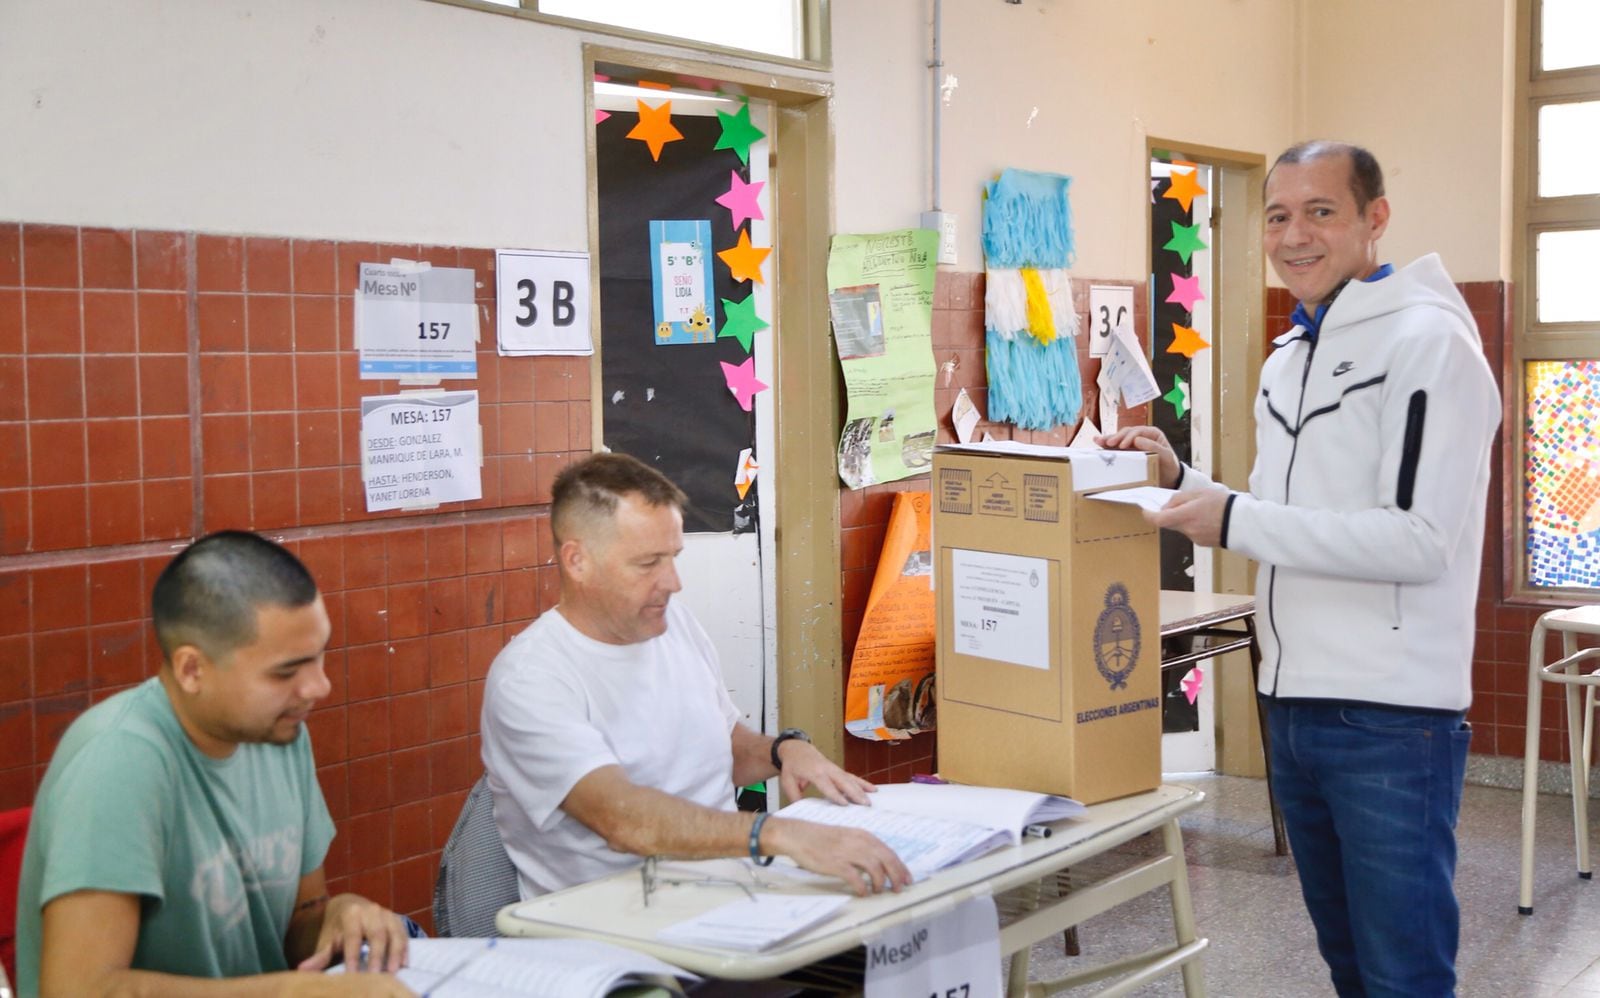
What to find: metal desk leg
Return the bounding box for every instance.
[1520,617,1548,914]
[1162,818,1208,997]
[1246,617,1289,856]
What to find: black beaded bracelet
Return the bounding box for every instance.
[748,811,774,866]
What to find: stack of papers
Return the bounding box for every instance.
[339,938,695,997]
[656,893,851,952]
[775,782,1086,882]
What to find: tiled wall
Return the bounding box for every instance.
[0,221,590,932]
[840,271,1150,781]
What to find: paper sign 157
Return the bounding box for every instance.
[355,263,478,378]
[360,391,483,511]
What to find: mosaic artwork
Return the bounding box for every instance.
[1526,360,1600,589]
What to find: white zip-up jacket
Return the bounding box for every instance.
[1179,254,1500,711]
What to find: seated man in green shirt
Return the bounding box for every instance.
[16,531,413,997]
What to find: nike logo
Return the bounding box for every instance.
[1332,361,1356,377]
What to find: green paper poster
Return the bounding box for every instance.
[827,229,940,489]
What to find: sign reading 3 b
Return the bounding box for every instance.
[495,248,593,356]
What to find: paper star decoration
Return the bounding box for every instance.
[1166,274,1205,312]
[1166,322,1210,358]
[734,447,759,500]
[626,99,683,161]
[720,357,768,411]
[1163,165,1208,212]
[718,293,769,353]
[1163,221,1209,265]
[714,101,766,165]
[1164,374,1190,418]
[595,109,611,124]
[1180,666,1204,705]
[715,171,765,232]
[717,230,771,285]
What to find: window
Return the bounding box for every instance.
[445,0,817,64]
[1513,0,1600,598]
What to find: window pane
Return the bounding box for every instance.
[1542,0,1600,71]
[1536,229,1600,323]
[1539,102,1600,197]
[541,0,802,59]
[1526,360,1600,589]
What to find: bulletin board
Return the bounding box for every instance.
[596,109,758,534]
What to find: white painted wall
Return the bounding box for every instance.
[2,1,1512,282]
[833,0,1300,280]
[0,1,591,248]
[1298,0,1514,282]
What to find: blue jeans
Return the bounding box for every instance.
[1265,698,1471,998]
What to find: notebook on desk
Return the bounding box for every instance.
[330,937,696,997]
[775,781,1086,881]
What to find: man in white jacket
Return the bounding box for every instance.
[1103,141,1499,997]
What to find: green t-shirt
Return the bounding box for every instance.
[15,678,334,994]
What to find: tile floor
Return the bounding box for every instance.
[1021,774,1600,996]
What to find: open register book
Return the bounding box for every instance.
[332,938,696,997]
[775,781,1086,882]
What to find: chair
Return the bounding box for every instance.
[1,807,32,989]
[1518,605,1600,914]
[432,775,521,937]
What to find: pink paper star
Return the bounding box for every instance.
[1180,666,1205,705]
[720,357,768,411]
[595,109,611,124]
[1166,273,1206,312]
[715,171,765,233]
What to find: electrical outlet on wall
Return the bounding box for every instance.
[920,210,959,266]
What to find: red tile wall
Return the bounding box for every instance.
[0,221,591,932]
[840,271,1149,782]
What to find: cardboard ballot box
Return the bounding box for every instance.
[933,442,1161,804]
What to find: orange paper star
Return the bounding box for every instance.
[1163,164,1208,212]
[717,230,771,285]
[626,99,683,162]
[1167,322,1211,358]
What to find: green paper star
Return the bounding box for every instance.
[1163,374,1190,419]
[714,101,765,166]
[718,293,769,353]
[1163,221,1209,265]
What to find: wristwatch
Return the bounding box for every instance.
[770,727,811,771]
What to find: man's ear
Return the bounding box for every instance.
[1366,196,1391,241]
[168,644,211,694]
[558,537,588,582]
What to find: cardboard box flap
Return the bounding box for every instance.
[934,441,1150,492]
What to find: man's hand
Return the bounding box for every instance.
[763,817,914,897]
[1097,426,1181,489]
[296,894,409,976]
[1147,488,1230,547]
[287,973,416,997]
[776,738,876,807]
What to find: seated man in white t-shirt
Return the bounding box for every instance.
[481,452,911,899]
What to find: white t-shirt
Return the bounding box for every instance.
[481,600,742,897]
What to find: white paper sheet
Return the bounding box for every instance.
[656,894,851,952]
[1084,485,1179,513]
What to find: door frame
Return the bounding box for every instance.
[1145,138,1267,776]
[583,46,847,762]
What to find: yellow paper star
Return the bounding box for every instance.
[1167,322,1211,358]
[626,99,683,162]
[717,230,771,285]
[1163,164,1208,212]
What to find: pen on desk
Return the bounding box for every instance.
[910,774,947,785]
[1023,824,1052,839]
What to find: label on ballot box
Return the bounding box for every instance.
[863,894,1000,998]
